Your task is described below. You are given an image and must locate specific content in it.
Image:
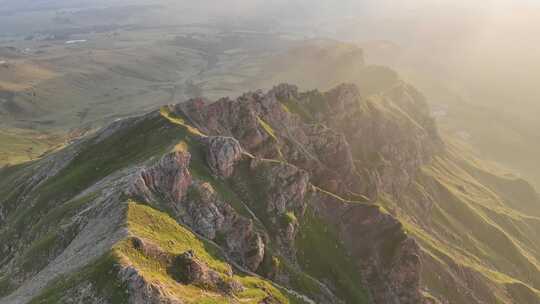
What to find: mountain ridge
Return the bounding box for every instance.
[1,79,539,304]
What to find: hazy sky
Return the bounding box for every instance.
[309,0,540,110]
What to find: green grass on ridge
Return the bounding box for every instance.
[296,207,370,304]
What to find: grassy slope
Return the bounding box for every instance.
[296,206,370,304]
[377,152,540,303]
[27,203,308,304]
[262,42,540,302]
[120,202,305,304]
[27,252,129,304]
[428,83,540,189]
[1,111,192,297]
[0,129,63,167]
[0,112,190,261]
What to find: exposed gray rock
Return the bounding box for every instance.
[173,250,243,294]
[205,136,244,178]
[119,266,183,304]
[130,151,192,205]
[269,83,299,101]
[186,181,265,272]
[184,181,227,239]
[310,190,425,304]
[235,158,309,262]
[128,152,266,272]
[257,160,309,216]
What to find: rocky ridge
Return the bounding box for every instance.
[167,82,439,303]
[1,79,539,304]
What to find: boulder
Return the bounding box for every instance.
[173,250,244,294]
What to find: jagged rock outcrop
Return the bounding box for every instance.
[319,83,442,198]
[205,136,244,178]
[176,82,442,203]
[173,250,244,294]
[128,151,265,272]
[128,237,244,296]
[310,191,424,304]
[130,151,192,204]
[303,124,357,193]
[173,82,437,303]
[176,85,361,199]
[254,159,309,217]
[187,180,265,271]
[120,265,183,304]
[237,158,310,261]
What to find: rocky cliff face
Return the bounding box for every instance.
[309,192,423,304]
[172,82,440,303]
[129,149,265,273]
[178,82,440,201]
[1,78,539,304]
